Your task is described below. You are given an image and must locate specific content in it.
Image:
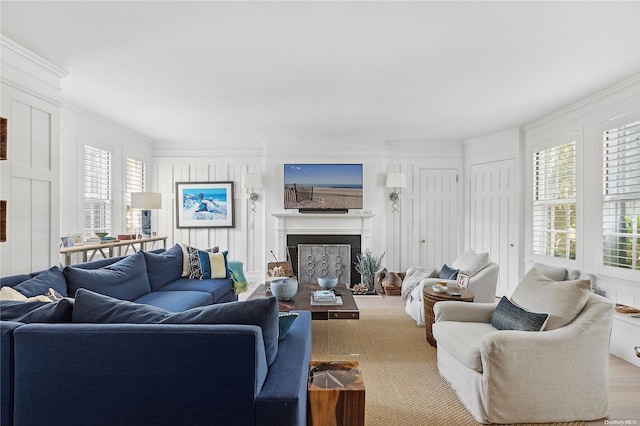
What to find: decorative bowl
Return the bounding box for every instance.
[318,275,338,290]
[270,278,298,301]
[95,232,108,238]
[432,285,447,293]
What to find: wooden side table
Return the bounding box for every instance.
[308,361,365,426]
[423,287,474,347]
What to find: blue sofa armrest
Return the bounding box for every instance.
[1,321,23,426]
[13,323,268,426]
[256,311,312,426]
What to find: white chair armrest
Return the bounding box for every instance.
[434,301,497,323]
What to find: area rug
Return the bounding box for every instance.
[311,306,587,426]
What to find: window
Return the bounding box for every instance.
[603,120,640,271]
[532,141,576,259]
[84,145,111,238]
[126,158,146,234]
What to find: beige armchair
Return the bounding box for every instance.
[403,249,499,326]
[432,265,614,424]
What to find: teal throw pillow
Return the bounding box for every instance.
[278,312,299,341]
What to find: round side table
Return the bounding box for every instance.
[423,287,474,347]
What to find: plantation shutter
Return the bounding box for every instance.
[84,145,112,238]
[532,141,577,259]
[603,120,640,270]
[126,158,146,234]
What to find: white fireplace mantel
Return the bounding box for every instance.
[272,212,375,259]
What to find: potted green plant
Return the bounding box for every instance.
[354,249,385,293]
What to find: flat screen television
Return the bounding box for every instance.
[284,164,363,212]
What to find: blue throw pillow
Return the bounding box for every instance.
[0,299,74,323]
[278,312,299,341]
[142,244,184,290]
[490,296,549,331]
[64,252,151,300]
[439,264,459,280]
[13,266,68,298]
[72,289,280,366]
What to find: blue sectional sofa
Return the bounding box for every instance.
[0,245,313,426]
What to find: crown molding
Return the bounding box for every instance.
[1,35,68,79]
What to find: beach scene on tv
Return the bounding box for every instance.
[182,188,228,221]
[284,164,363,210]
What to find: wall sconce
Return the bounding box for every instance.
[386,173,406,213]
[242,173,262,213]
[131,192,162,237]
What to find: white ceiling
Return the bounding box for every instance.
[1,1,639,146]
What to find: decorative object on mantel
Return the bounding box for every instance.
[615,303,640,314]
[354,249,385,294]
[386,172,406,213]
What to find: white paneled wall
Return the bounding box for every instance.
[152,160,265,280]
[0,38,66,274]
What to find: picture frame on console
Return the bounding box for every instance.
[457,272,470,291]
[176,181,235,228]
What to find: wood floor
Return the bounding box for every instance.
[354,294,640,425]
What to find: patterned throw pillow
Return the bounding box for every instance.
[182,244,228,280]
[180,244,219,277]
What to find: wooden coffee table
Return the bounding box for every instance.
[248,282,359,320]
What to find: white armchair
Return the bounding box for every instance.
[432,265,614,424]
[403,250,499,326]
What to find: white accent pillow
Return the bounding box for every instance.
[511,268,591,330]
[452,250,490,277]
[0,286,53,303]
[530,262,567,281]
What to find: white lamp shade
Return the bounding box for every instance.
[131,192,162,209]
[242,173,262,190]
[386,173,406,188]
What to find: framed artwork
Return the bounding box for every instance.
[67,233,83,246]
[176,181,235,228]
[60,236,73,248]
[457,272,470,291]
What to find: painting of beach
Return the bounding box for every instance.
[284,164,363,209]
[176,181,235,228]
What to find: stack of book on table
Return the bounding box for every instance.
[311,290,343,306]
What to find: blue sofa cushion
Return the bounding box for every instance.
[142,244,184,290]
[0,299,74,323]
[156,277,233,302]
[134,291,213,312]
[64,252,151,300]
[490,296,549,331]
[73,289,280,366]
[12,266,67,297]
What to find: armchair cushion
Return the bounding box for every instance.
[452,250,490,276]
[490,296,549,331]
[530,262,567,281]
[433,321,497,372]
[511,269,590,330]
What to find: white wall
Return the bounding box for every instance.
[60,106,153,237]
[0,36,66,274]
[524,74,640,306]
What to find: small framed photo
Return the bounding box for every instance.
[61,236,73,248]
[457,272,470,290]
[67,233,84,246]
[176,181,235,228]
